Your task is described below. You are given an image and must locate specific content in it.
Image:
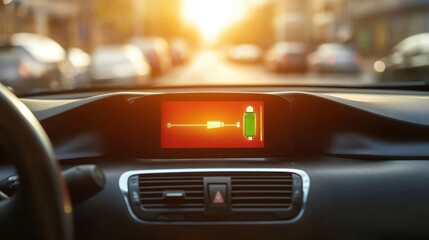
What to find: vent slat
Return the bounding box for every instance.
[232,196,292,200]
[139,176,202,180]
[143,203,204,208]
[232,184,292,188]
[141,193,203,198]
[139,174,204,210]
[232,179,292,183]
[141,190,204,195]
[141,197,204,201]
[140,186,204,190]
[141,194,203,198]
[232,176,292,179]
[230,172,294,210]
[140,179,202,184]
[231,203,292,208]
[232,190,292,194]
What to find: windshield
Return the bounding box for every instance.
[1,0,429,95]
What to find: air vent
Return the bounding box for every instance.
[139,174,205,209]
[231,172,293,209]
[122,169,308,222]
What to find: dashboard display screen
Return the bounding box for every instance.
[161,101,264,148]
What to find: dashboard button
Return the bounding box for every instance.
[128,176,140,206]
[208,184,227,205]
[129,176,138,186]
[131,190,140,205]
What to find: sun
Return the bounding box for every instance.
[182,0,245,43]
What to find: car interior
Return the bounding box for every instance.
[1,83,429,240]
[1,0,429,240]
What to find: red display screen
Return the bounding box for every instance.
[161,101,264,148]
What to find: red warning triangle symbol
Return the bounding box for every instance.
[212,190,225,204]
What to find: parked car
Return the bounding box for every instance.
[89,44,151,86]
[227,44,262,63]
[375,33,429,82]
[308,43,361,74]
[68,47,91,88]
[264,41,308,73]
[129,36,172,75]
[0,33,71,95]
[170,38,191,64]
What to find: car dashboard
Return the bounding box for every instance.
[3,88,429,240]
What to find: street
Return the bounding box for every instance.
[154,50,377,87]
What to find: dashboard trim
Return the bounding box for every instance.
[119,168,310,224]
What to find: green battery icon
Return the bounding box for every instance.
[244,106,256,141]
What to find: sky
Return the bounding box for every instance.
[181,0,269,43]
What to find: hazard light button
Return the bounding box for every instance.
[208,184,227,205]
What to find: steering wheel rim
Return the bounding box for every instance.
[0,84,73,240]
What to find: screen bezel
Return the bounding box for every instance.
[131,93,292,158]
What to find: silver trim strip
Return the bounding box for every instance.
[119,168,310,224]
[0,191,10,200]
[137,158,268,162]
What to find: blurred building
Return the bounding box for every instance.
[273,0,311,43]
[1,2,18,35]
[309,0,429,56]
[90,0,131,48]
[91,0,184,47]
[347,0,429,56]
[1,0,86,50]
[310,0,350,43]
[139,0,183,38]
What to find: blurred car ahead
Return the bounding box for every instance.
[68,47,91,88]
[264,42,308,73]
[227,44,262,63]
[308,43,361,74]
[89,44,151,86]
[170,38,191,64]
[374,33,429,82]
[0,33,71,95]
[129,36,172,76]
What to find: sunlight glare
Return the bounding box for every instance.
[182,0,245,43]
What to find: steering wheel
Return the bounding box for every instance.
[0,84,73,240]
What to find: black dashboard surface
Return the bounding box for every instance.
[7,89,429,240]
[21,90,429,160]
[72,159,429,240]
